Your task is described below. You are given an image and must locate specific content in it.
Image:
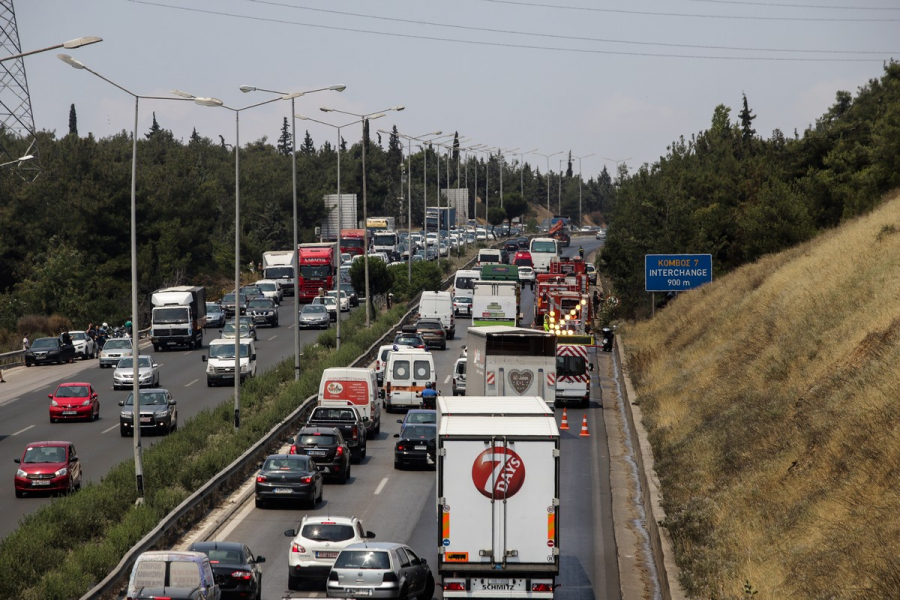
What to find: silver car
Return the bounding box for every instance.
[113,355,160,390]
[327,542,433,599]
[99,338,134,368]
[220,322,252,340]
[299,304,330,329]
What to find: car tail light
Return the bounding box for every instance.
[382,572,398,583]
[386,382,391,394]
[231,570,253,580]
[289,445,297,454]
[256,475,267,482]
[397,444,405,451]
[291,542,306,553]
[300,476,312,484]
[336,446,344,457]
[351,425,358,440]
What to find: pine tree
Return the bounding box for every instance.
[189,128,201,144]
[363,119,370,152]
[276,117,292,156]
[739,93,757,141]
[453,132,460,164]
[340,136,347,153]
[301,130,315,155]
[146,112,162,139]
[68,104,78,137]
[566,151,573,177]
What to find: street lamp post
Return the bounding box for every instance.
[320,106,404,327]
[297,114,385,347]
[497,148,518,209]
[3,36,101,63]
[59,54,217,502]
[172,90,287,431]
[559,159,565,215]
[573,153,595,226]
[238,85,346,377]
[533,151,562,225]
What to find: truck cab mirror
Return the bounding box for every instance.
[379,390,385,399]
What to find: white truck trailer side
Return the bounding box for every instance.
[262,250,297,297]
[466,326,557,406]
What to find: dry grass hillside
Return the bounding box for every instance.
[623,190,900,599]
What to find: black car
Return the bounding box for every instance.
[516,236,529,249]
[416,319,447,350]
[255,454,324,509]
[247,297,279,327]
[394,423,437,469]
[239,285,263,301]
[187,541,265,600]
[221,292,250,317]
[118,389,178,436]
[503,240,519,256]
[289,426,352,484]
[25,337,75,366]
[340,282,359,307]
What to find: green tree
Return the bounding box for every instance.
[487,206,507,234]
[146,112,161,139]
[739,93,757,141]
[502,192,528,228]
[277,117,292,156]
[68,104,77,137]
[301,130,315,155]
[189,127,201,144]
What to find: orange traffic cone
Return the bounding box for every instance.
[560,408,569,430]
[579,414,590,437]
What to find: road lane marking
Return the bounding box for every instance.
[12,425,34,436]
[186,379,198,387]
[102,424,118,434]
[267,335,277,341]
[444,375,451,384]
[217,493,258,540]
[374,477,388,495]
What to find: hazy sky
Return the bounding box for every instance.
[14,0,899,179]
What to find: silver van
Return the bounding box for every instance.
[127,550,220,600]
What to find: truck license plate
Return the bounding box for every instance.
[472,578,526,591]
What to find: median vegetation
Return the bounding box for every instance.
[623,190,900,598]
[0,304,405,600]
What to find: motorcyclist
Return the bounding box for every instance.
[124,320,133,338]
[420,382,438,410]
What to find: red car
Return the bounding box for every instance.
[14,441,82,497]
[513,250,533,268]
[48,382,99,422]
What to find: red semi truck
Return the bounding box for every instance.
[297,243,336,302]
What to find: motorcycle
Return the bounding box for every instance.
[601,326,615,352]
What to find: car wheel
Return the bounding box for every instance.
[394,460,402,470]
[419,574,435,600]
[351,449,361,464]
[399,585,410,600]
[15,489,24,498]
[361,443,367,459]
[25,362,32,368]
[255,497,265,509]
[288,574,301,591]
[94,405,100,421]
[120,425,129,437]
[207,380,213,387]
[50,416,55,423]
[340,466,349,484]
[316,484,323,504]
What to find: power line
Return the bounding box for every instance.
[686,0,900,10]
[475,0,900,22]
[127,0,889,61]
[239,0,895,55]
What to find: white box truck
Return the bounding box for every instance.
[262,250,296,297]
[466,326,557,406]
[472,280,519,327]
[437,402,560,598]
[150,286,207,351]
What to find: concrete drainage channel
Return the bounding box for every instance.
[82,251,482,600]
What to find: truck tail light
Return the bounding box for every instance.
[336,446,344,457]
[385,382,391,394]
[351,425,358,440]
[531,582,553,592]
[443,582,466,591]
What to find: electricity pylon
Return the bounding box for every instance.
[0,0,41,180]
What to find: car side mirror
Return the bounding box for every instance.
[420,557,427,565]
[589,364,594,372]
[393,433,400,438]
[152,363,158,368]
[170,400,177,405]
[251,354,257,360]
[202,355,207,362]
[379,390,385,399]
[14,458,20,464]
[365,531,376,538]
[256,556,266,563]
[397,419,403,424]
[118,401,125,406]
[283,529,296,537]
[48,394,53,399]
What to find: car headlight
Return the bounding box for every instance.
[154,409,169,417]
[206,365,215,374]
[121,411,133,418]
[240,363,251,373]
[139,373,151,381]
[50,400,59,406]
[81,400,91,406]
[54,468,68,477]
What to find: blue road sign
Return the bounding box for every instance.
[645,254,712,292]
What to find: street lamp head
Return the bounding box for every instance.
[170,89,194,98]
[393,106,405,112]
[239,85,257,93]
[330,85,347,92]
[62,36,103,49]
[320,106,334,113]
[57,54,85,69]
[368,113,386,121]
[194,97,224,107]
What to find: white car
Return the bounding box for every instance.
[99,337,133,368]
[253,279,283,304]
[311,295,338,321]
[284,514,375,590]
[68,331,96,360]
[113,355,160,390]
[326,290,350,312]
[518,266,536,285]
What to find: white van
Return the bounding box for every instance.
[382,348,435,412]
[418,291,455,339]
[452,357,466,396]
[318,367,381,436]
[529,237,559,273]
[453,269,479,301]
[477,248,502,267]
[127,551,220,600]
[203,338,257,386]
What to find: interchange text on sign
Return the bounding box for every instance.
[645,254,712,292]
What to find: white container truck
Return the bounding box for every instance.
[437,398,560,598]
[262,250,297,297]
[472,281,519,327]
[150,286,207,351]
[466,326,557,405]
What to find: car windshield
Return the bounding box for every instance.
[301,523,355,542]
[201,548,245,565]
[302,305,327,315]
[124,392,169,406]
[531,241,557,253]
[297,434,338,446]
[418,322,442,330]
[264,456,310,471]
[315,409,356,420]
[31,338,59,349]
[117,356,152,369]
[256,282,277,291]
[300,265,331,278]
[223,323,250,335]
[154,307,188,323]
[406,411,436,424]
[266,266,293,278]
[455,276,476,290]
[335,550,391,570]
[394,335,420,346]
[557,355,587,377]
[248,299,271,308]
[222,293,237,303]
[104,339,132,350]
[70,332,87,341]
[456,298,472,304]
[207,303,223,313]
[402,425,437,440]
[23,446,66,464]
[209,344,250,358]
[56,385,88,398]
